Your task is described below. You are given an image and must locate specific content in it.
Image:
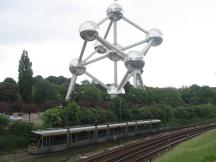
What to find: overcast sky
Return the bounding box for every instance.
[0,0,216,88]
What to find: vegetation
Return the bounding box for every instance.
[0,121,32,151]
[0,49,216,153]
[0,114,9,128]
[155,128,216,162]
[18,50,33,103]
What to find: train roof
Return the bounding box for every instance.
[32,119,161,136]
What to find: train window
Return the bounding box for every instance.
[49,135,67,145]
[89,131,94,139]
[29,132,41,144]
[71,133,77,143]
[98,129,107,138]
[128,126,135,133]
[29,132,42,147]
[113,127,124,135]
[138,124,149,131]
[42,136,49,147]
[77,131,89,141]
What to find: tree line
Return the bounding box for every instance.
[1,50,216,126]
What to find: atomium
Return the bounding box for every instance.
[65,1,163,100]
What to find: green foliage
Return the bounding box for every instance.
[129,107,152,120]
[3,77,16,85]
[180,85,216,105]
[63,101,80,126]
[40,101,117,126]
[9,121,32,135]
[110,97,130,121]
[18,50,33,103]
[127,87,183,107]
[75,84,103,106]
[42,108,64,127]
[0,114,9,128]
[79,107,117,124]
[0,121,32,151]
[33,79,58,104]
[46,76,70,85]
[0,82,18,102]
[63,101,117,126]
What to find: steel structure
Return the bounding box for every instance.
[65,1,163,100]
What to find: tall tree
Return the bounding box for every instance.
[18,50,33,103]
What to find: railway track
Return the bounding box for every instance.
[80,123,216,162]
[1,123,215,162]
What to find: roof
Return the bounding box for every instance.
[32,119,161,136]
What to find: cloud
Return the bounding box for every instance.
[0,0,216,88]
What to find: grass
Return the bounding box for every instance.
[155,128,216,162]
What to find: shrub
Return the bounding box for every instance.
[9,121,33,136]
[129,107,152,120]
[42,108,63,128]
[0,121,32,151]
[0,114,9,128]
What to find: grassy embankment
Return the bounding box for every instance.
[155,128,216,162]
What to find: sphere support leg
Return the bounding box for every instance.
[65,75,77,100]
[84,71,110,90]
[122,16,149,34]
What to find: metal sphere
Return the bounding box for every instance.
[69,59,86,76]
[124,50,145,71]
[107,85,125,95]
[107,51,122,61]
[107,45,123,61]
[106,3,124,21]
[79,21,99,41]
[146,28,163,46]
[94,40,108,54]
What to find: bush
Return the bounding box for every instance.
[129,107,152,120]
[42,108,63,128]
[0,114,9,128]
[9,121,33,135]
[173,104,216,123]
[63,101,117,125]
[0,121,33,150]
[63,102,81,126]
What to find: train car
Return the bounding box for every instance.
[28,119,161,154]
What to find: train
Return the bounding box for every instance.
[28,119,161,154]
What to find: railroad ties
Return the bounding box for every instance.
[80,123,216,162]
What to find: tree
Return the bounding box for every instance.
[33,79,58,104]
[0,102,10,113]
[76,84,103,107]
[0,82,18,102]
[21,104,39,123]
[3,77,16,85]
[42,108,63,127]
[110,97,130,121]
[18,50,33,103]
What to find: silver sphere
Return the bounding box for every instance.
[94,40,108,54]
[69,59,86,76]
[146,28,163,46]
[107,85,125,95]
[108,51,122,61]
[124,50,145,71]
[106,3,123,21]
[79,21,99,41]
[107,45,123,61]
